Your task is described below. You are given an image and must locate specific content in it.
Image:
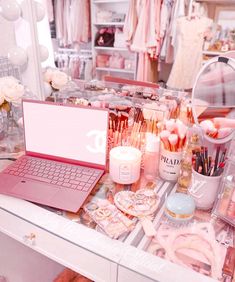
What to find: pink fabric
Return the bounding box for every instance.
[130,0,150,52]
[55,0,91,47]
[123,0,138,45]
[137,53,157,82]
[55,0,64,42]
[81,0,91,43]
[46,0,54,22]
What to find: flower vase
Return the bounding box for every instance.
[2,103,23,153]
[0,111,4,141]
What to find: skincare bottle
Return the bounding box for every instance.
[144,134,160,181]
[177,126,201,193]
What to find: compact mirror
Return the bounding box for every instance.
[192,52,235,144]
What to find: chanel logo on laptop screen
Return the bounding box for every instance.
[23,101,108,166]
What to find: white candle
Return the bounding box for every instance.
[109,146,142,184]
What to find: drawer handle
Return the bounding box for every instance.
[23,233,36,246]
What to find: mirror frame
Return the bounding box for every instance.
[191,55,235,144]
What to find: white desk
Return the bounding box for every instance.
[0,160,221,282]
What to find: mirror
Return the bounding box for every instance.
[192,52,235,144]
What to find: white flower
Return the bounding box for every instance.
[43,68,54,83]
[0,76,18,87]
[2,82,24,103]
[0,90,4,105]
[51,70,68,90]
[0,76,24,105]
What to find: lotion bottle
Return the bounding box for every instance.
[144,134,160,181]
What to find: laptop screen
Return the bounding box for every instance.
[22,100,109,167]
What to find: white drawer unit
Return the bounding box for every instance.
[0,231,64,282]
[0,181,231,282]
[0,195,123,282]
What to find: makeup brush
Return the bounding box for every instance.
[219,148,227,164]
[165,119,175,133]
[157,121,163,133]
[175,119,184,133]
[214,146,221,171]
[160,130,171,151]
[213,162,225,176]
[200,120,217,135]
[168,134,178,152]
[213,118,235,129]
[177,122,187,150]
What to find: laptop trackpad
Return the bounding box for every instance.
[10,181,58,200]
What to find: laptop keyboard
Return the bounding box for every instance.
[4,157,103,192]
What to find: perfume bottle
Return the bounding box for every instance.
[144,134,160,181]
[177,127,201,193]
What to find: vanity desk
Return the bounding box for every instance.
[0,158,232,282]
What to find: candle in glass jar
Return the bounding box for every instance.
[109,146,142,184]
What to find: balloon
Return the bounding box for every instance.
[8,46,27,66]
[39,45,49,62]
[39,44,49,62]
[35,1,45,22]
[0,0,21,21]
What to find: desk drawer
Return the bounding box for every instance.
[0,208,116,282]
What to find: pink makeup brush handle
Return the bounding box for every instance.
[213,118,235,129]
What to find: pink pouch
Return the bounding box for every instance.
[96,54,110,67]
[109,53,124,69]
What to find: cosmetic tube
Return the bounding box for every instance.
[144,134,160,181]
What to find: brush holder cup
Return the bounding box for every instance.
[188,169,222,210]
[159,148,183,182]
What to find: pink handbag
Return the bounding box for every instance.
[96,54,110,67]
[109,53,124,69]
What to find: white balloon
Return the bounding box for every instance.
[39,45,49,62]
[8,46,27,66]
[0,0,21,21]
[35,1,45,22]
[43,81,52,97]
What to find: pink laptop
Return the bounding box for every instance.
[0,99,109,212]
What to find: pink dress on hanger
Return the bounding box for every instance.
[130,0,150,52]
[55,0,64,44]
[167,16,212,90]
[123,0,138,44]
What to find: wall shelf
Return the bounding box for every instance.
[91,0,137,80]
[94,22,125,26]
[95,46,129,51]
[202,50,227,56]
[96,67,135,74]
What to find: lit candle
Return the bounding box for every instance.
[109,146,142,184]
